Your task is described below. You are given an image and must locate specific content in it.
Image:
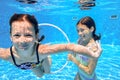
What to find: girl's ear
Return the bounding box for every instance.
[90,26,94,32]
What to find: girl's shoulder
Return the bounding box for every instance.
[87,40,99,52]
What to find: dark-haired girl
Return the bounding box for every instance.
[68,16,102,80]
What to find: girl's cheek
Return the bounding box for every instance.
[28,38,35,42]
[84,30,89,34]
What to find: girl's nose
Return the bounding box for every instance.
[20,36,27,43]
[78,32,82,35]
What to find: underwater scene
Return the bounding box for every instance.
[0,0,120,80]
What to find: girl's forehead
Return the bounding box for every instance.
[11,21,35,33]
[12,21,32,27]
[77,23,88,29]
[12,21,34,29]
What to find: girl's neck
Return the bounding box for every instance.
[13,44,36,58]
[87,38,95,46]
[79,37,94,46]
[89,38,95,43]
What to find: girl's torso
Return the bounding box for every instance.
[75,39,98,80]
[75,39,98,66]
[6,44,48,70]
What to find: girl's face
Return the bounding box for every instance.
[77,23,93,42]
[11,21,38,51]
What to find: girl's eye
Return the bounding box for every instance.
[80,29,84,32]
[77,28,84,32]
[13,34,20,37]
[25,34,33,37]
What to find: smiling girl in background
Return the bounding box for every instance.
[68,16,102,80]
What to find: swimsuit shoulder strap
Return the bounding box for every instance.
[10,46,18,66]
[36,44,40,64]
[36,44,44,64]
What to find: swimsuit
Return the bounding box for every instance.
[75,53,96,80]
[78,69,96,80]
[10,44,43,70]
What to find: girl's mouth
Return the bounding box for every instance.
[19,44,29,50]
[80,34,85,39]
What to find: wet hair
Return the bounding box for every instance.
[9,13,44,42]
[9,13,39,34]
[77,16,101,40]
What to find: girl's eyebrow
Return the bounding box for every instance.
[12,32,20,34]
[77,28,84,30]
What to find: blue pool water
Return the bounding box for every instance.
[0,0,120,80]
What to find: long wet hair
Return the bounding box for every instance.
[9,13,44,42]
[77,16,101,40]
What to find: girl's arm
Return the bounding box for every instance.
[68,41,102,75]
[68,54,97,75]
[0,48,10,60]
[38,43,100,58]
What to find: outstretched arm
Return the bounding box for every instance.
[38,43,102,58]
[38,43,100,58]
[0,48,10,60]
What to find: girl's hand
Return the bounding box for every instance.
[68,53,73,61]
